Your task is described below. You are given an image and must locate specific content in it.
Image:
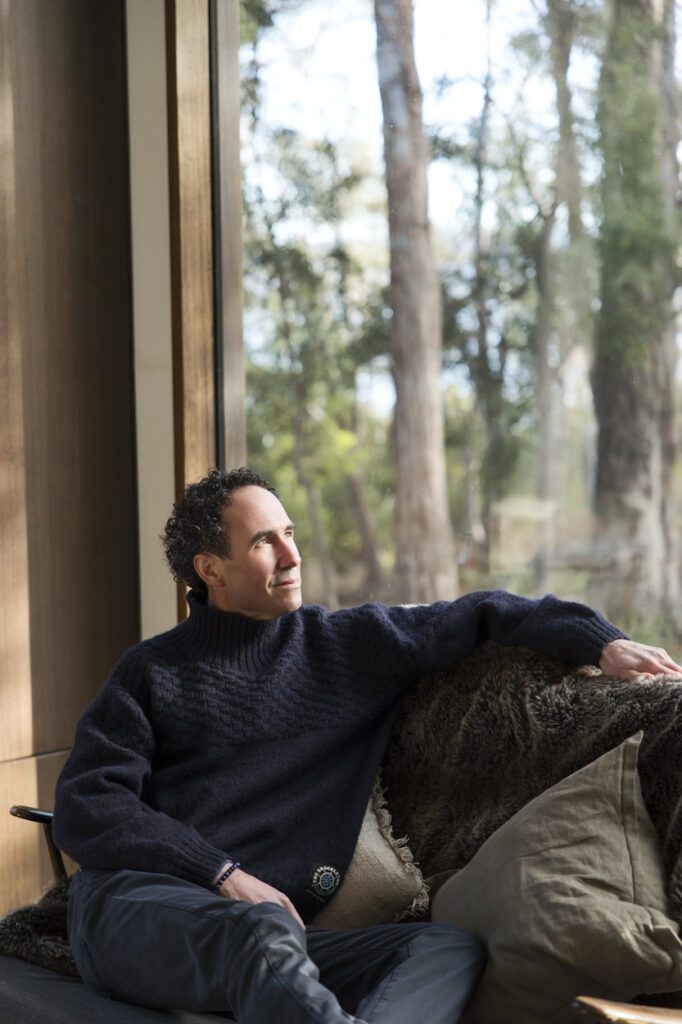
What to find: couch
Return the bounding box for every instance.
[3,641,682,1023]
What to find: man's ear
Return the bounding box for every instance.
[193,552,227,590]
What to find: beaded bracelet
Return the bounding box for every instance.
[212,861,241,893]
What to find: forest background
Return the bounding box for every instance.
[239,0,682,652]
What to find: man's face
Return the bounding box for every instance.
[201,485,302,620]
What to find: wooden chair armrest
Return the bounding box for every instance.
[9,804,68,883]
[574,996,682,1023]
[10,805,54,826]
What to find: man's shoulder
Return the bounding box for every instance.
[298,601,389,624]
[109,619,189,676]
[296,601,425,640]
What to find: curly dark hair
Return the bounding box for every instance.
[162,467,278,594]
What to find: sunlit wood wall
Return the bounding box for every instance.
[0,0,244,915]
[0,0,139,913]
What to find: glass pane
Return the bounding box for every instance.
[239,0,682,657]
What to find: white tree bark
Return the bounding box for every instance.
[374,0,457,602]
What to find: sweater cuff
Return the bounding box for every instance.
[573,620,628,667]
[171,834,238,889]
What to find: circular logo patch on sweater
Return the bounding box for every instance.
[311,865,341,900]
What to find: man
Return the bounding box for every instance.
[53,468,681,1024]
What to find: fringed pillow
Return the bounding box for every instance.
[313,776,428,930]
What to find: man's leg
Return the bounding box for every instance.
[309,922,484,1024]
[68,869,483,1023]
[68,868,360,1022]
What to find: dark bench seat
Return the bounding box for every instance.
[0,955,230,1024]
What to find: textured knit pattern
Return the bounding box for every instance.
[53,590,624,922]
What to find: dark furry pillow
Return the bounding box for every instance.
[0,877,78,978]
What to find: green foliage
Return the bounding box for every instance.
[240,0,306,40]
[510,27,546,68]
[240,0,275,37]
[429,131,468,163]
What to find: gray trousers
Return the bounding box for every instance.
[68,868,484,1024]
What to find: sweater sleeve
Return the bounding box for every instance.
[53,650,234,888]
[360,590,627,683]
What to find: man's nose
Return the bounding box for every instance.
[278,537,301,567]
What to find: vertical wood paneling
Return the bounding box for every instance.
[214,0,247,468]
[7,1,140,753]
[0,752,75,913]
[0,0,33,764]
[0,758,40,912]
[126,0,178,640]
[0,0,244,912]
[166,0,217,500]
[0,0,138,911]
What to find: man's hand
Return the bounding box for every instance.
[218,866,305,928]
[599,638,682,679]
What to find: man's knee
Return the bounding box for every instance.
[409,924,485,974]
[237,900,309,953]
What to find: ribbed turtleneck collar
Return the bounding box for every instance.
[162,590,292,671]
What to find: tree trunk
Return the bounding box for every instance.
[470,0,513,571]
[509,130,560,594]
[374,0,457,603]
[592,0,679,625]
[535,0,591,593]
[533,204,558,594]
[344,400,384,597]
[545,0,594,366]
[472,18,496,563]
[346,472,384,596]
[292,403,340,609]
[546,0,584,242]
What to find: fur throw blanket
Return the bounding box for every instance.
[0,878,76,977]
[3,640,682,982]
[382,641,682,923]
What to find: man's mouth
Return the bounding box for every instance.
[273,578,299,588]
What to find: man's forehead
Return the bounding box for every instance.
[224,486,290,530]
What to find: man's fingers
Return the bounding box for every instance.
[643,648,682,676]
[218,868,305,927]
[600,639,682,679]
[659,653,682,674]
[284,899,305,929]
[278,894,305,928]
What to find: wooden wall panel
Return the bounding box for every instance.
[0,0,244,912]
[214,0,247,468]
[7,0,139,754]
[0,0,33,764]
[166,0,217,497]
[126,0,178,640]
[0,752,75,913]
[0,758,41,913]
[0,0,138,911]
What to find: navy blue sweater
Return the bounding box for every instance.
[53,590,624,922]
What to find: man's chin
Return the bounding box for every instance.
[282,588,302,610]
[272,583,302,612]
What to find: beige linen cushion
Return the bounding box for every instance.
[432,734,682,1024]
[312,779,428,930]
